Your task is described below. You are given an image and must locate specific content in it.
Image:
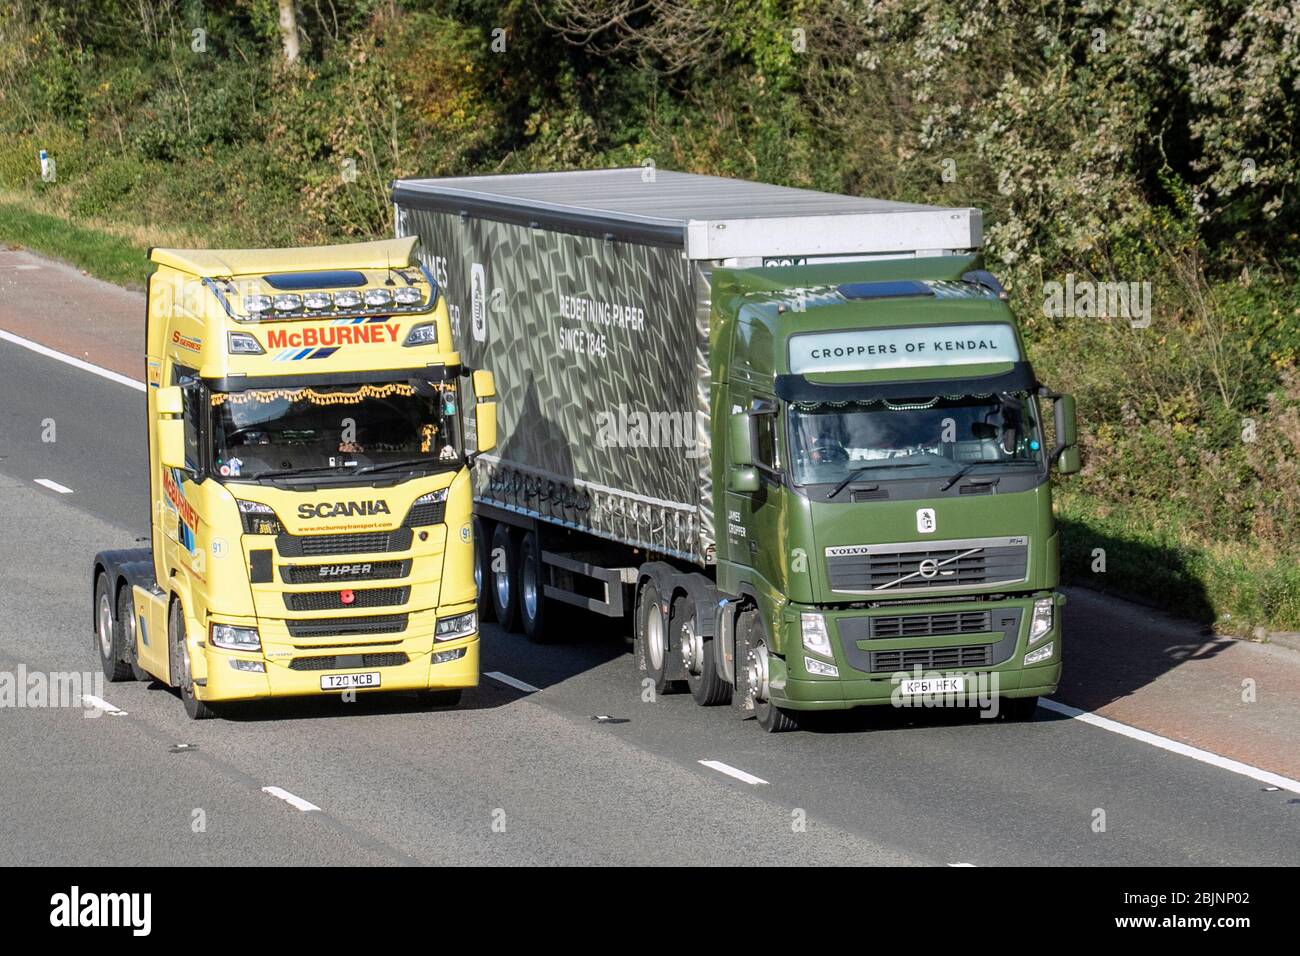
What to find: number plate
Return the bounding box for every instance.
[899,676,965,696]
[320,672,381,691]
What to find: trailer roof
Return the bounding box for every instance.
[392,168,981,261]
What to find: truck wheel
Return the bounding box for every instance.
[490,522,520,633]
[518,531,551,643]
[95,573,132,682]
[473,516,495,623]
[636,582,684,695]
[116,585,148,681]
[1000,696,1039,721]
[737,610,798,732]
[169,599,215,721]
[674,594,730,706]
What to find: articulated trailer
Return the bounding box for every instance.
[393,169,1079,732]
[92,237,497,719]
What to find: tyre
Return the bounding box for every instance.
[999,695,1039,721]
[489,522,520,633]
[518,530,551,643]
[674,594,730,706]
[94,573,132,682]
[473,515,495,623]
[737,609,798,733]
[116,584,148,681]
[169,599,215,720]
[636,581,684,695]
[416,688,463,708]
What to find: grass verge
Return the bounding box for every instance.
[0,199,148,288]
[1058,489,1300,635]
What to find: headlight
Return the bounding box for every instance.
[1024,642,1054,666]
[403,322,437,346]
[227,331,264,355]
[414,489,448,505]
[210,623,261,651]
[435,611,477,642]
[801,613,832,658]
[394,286,423,305]
[364,288,393,308]
[1028,597,1054,645]
[334,290,362,309]
[303,291,333,310]
[236,499,283,535]
[273,293,303,312]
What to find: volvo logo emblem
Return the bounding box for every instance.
[918,558,940,579]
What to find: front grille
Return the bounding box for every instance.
[868,610,992,639]
[281,560,410,584]
[825,539,1027,592]
[403,500,446,526]
[284,586,409,612]
[285,613,408,639]
[289,652,409,671]
[869,644,993,672]
[277,527,413,558]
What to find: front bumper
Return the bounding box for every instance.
[771,593,1062,711]
[195,605,479,702]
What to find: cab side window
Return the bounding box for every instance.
[754,409,779,471]
[171,365,201,473]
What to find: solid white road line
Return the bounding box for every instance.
[0,328,145,392]
[699,760,769,785]
[261,786,321,812]
[82,695,127,716]
[1040,698,1300,795]
[485,671,540,694]
[948,862,977,867]
[33,478,74,494]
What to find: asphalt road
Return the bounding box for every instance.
[0,337,1297,866]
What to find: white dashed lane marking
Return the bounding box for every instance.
[699,760,769,785]
[261,786,321,812]
[34,478,74,494]
[485,671,540,694]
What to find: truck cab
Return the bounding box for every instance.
[711,255,1079,724]
[92,236,497,719]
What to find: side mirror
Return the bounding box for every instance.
[1053,394,1080,474]
[158,419,186,469]
[475,401,497,454]
[157,384,183,416]
[472,369,496,400]
[729,412,754,466]
[729,465,760,493]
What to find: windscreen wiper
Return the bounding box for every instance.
[827,461,931,499]
[248,464,345,481]
[940,463,1001,491]
[351,457,454,476]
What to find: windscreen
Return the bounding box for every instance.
[210,381,461,481]
[788,393,1045,487]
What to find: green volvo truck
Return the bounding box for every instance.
[392,169,1079,732]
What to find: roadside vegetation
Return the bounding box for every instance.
[1,0,1296,631]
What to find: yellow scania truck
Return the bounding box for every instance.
[91,236,496,719]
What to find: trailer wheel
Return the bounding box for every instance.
[473,516,495,623]
[518,530,551,643]
[169,599,215,721]
[636,581,684,695]
[116,584,148,681]
[490,522,521,633]
[94,573,132,682]
[674,594,730,706]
